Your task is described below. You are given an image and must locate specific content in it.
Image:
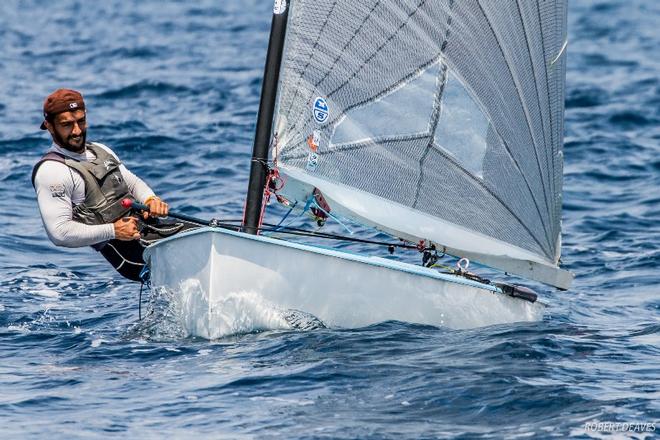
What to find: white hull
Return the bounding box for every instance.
[144,228,544,339]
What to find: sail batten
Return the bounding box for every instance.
[271,0,569,287]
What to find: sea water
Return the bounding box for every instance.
[0,0,658,438]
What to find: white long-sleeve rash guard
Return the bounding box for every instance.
[34,143,156,248]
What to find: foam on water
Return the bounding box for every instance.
[133,279,331,340]
[32,289,61,299]
[175,279,291,339]
[132,282,292,340]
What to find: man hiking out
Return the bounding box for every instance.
[32,88,195,281]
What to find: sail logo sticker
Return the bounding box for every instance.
[306,129,323,170]
[306,152,319,172]
[306,130,321,152]
[313,97,329,124]
[273,0,287,14]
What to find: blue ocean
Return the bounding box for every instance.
[1,0,658,438]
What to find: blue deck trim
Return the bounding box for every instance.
[144,227,500,293]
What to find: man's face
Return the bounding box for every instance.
[46,110,87,153]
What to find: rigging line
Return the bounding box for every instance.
[279,0,340,119]
[515,0,557,230]
[475,0,554,247]
[273,203,297,231]
[260,224,419,250]
[251,157,270,166]
[142,216,416,253]
[286,0,384,136]
[307,198,354,234]
[138,281,144,320]
[105,243,145,267]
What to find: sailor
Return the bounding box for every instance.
[32,88,193,281]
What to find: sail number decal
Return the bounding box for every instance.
[273,0,287,14]
[313,97,329,124]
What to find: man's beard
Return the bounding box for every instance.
[53,129,87,154]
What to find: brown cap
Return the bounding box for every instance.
[40,89,86,130]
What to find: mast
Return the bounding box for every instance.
[243,0,289,235]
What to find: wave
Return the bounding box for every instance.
[85,46,163,63]
[565,86,606,109]
[92,81,194,100]
[1,137,51,154]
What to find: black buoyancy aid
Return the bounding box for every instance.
[32,142,134,226]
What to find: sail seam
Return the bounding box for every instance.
[476,0,554,252]
[326,1,426,98]
[323,56,441,132]
[536,0,561,242]
[426,143,549,256]
[413,4,452,209]
[515,0,557,237]
[289,0,429,136]
[279,53,444,158]
[281,132,430,161]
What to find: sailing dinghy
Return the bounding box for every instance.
[144,0,572,338]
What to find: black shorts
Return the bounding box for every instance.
[97,218,199,281]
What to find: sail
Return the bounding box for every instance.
[270,0,571,288]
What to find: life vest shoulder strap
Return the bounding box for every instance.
[31,151,66,188]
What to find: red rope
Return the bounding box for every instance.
[257,168,287,232]
[257,172,272,232]
[252,131,287,232]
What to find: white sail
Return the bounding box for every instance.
[270,0,571,288]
